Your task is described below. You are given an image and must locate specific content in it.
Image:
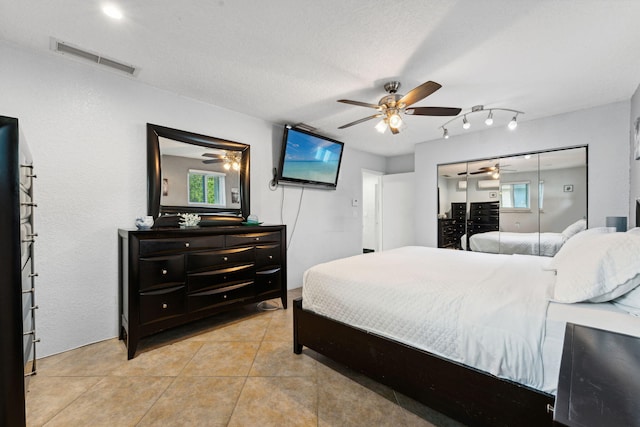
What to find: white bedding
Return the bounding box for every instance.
[462,231,565,256]
[303,246,555,391]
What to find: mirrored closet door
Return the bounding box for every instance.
[437,147,587,256]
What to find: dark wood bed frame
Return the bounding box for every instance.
[293,298,555,426]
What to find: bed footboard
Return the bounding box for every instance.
[293,298,554,427]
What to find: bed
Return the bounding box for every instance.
[460,219,586,256]
[461,231,566,256]
[293,228,640,426]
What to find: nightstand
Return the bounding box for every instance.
[554,323,640,426]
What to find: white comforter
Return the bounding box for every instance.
[462,231,566,256]
[302,246,556,391]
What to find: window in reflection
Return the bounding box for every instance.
[501,182,530,209]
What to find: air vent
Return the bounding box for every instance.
[50,38,138,76]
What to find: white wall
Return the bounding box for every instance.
[0,41,385,357]
[381,172,416,250]
[386,153,415,173]
[416,102,631,247]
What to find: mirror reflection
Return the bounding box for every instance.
[437,147,587,256]
[159,137,242,210]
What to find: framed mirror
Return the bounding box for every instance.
[147,124,250,225]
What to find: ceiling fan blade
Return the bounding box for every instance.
[398,81,441,107]
[390,126,400,135]
[469,170,487,175]
[338,99,382,110]
[203,159,223,164]
[405,107,462,117]
[338,114,383,129]
[202,153,223,159]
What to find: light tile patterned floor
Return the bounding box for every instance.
[25,289,463,426]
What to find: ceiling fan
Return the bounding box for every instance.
[337,80,461,134]
[202,152,241,170]
[459,163,515,177]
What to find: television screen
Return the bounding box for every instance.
[277,126,344,189]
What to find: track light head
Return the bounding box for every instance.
[462,115,471,130]
[485,110,494,126]
[443,128,449,139]
[508,115,518,130]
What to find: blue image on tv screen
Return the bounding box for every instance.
[281,129,342,185]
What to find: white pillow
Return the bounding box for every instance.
[612,285,640,316]
[551,231,640,303]
[627,227,640,234]
[551,227,614,269]
[561,219,587,239]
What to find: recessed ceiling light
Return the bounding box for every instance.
[103,4,123,20]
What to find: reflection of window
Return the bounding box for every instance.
[539,181,544,210]
[188,170,226,206]
[501,182,530,209]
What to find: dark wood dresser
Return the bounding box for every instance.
[438,202,466,249]
[118,224,287,359]
[467,201,499,239]
[1,116,38,426]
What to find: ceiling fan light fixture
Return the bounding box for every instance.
[462,115,471,130]
[388,112,403,129]
[485,110,494,126]
[492,171,500,179]
[375,119,388,134]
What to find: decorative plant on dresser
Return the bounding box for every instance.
[118,225,287,359]
[119,124,286,359]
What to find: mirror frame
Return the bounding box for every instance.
[147,123,250,224]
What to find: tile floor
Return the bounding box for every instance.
[25,289,463,426]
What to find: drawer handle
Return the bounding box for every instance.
[268,255,273,259]
[255,237,260,241]
[185,242,190,248]
[223,294,227,299]
[268,280,272,284]
[223,276,227,281]
[162,269,167,275]
[162,303,168,309]
[223,256,228,261]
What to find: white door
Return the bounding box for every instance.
[382,172,415,251]
[362,169,383,252]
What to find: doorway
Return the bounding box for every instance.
[362,169,383,253]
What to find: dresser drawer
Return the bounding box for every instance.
[187,263,254,293]
[255,244,281,267]
[255,267,281,295]
[188,282,255,312]
[225,231,280,247]
[139,255,185,291]
[187,247,254,272]
[139,285,186,325]
[139,235,224,256]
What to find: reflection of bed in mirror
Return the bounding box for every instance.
[461,231,566,256]
[461,219,586,256]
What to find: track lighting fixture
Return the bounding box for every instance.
[508,115,519,130]
[439,105,523,139]
[462,115,471,130]
[485,110,494,126]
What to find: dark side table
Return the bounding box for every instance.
[555,323,640,426]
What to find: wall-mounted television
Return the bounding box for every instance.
[276,125,344,189]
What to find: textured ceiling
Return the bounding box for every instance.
[1,0,640,156]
